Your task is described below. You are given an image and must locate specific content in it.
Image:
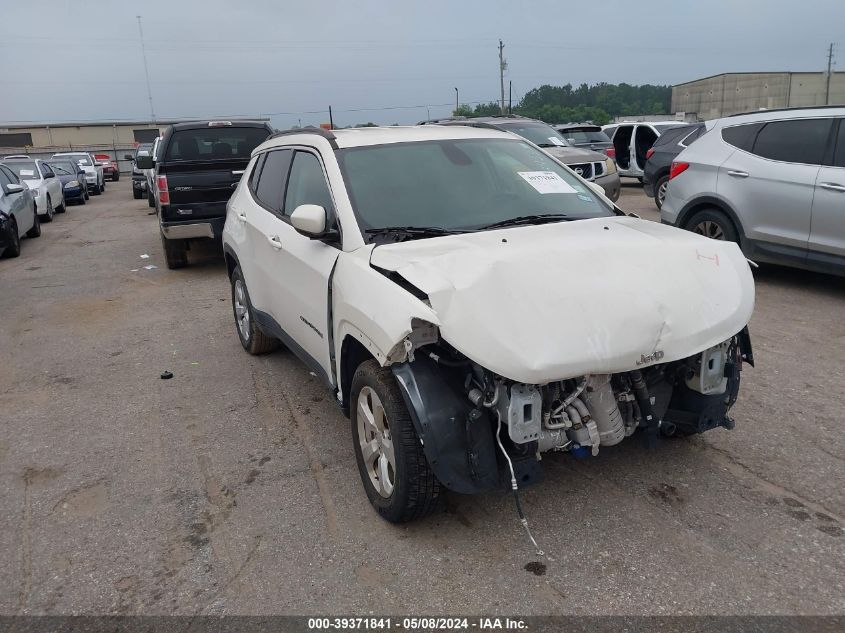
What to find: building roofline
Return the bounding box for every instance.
[673,70,845,88]
[0,117,270,129]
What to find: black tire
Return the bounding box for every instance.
[2,218,21,258]
[148,189,155,207]
[78,193,86,206]
[684,207,739,243]
[91,183,100,196]
[40,197,54,223]
[26,211,41,238]
[653,175,670,210]
[100,181,105,193]
[637,177,644,184]
[84,187,90,200]
[56,198,66,213]
[133,187,143,199]
[351,359,441,523]
[230,266,279,355]
[161,234,188,269]
[113,173,120,182]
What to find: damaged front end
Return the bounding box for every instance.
[392,329,754,494]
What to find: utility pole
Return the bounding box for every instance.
[454,87,459,113]
[136,15,156,123]
[498,39,507,114]
[825,42,835,105]
[508,80,512,114]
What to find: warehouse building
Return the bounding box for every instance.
[672,71,845,120]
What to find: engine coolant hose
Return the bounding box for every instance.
[630,370,660,447]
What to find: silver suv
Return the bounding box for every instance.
[661,106,845,276]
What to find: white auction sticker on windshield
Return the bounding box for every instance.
[19,170,35,176]
[518,171,577,194]
[548,137,566,146]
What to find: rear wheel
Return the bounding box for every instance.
[654,175,670,210]
[113,172,120,182]
[56,197,66,213]
[40,197,54,222]
[2,218,21,258]
[78,193,86,205]
[230,266,279,354]
[26,211,41,238]
[685,208,739,243]
[133,187,142,199]
[351,360,441,523]
[148,189,155,207]
[91,183,100,196]
[161,234,188,269]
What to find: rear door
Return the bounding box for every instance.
[162,125,271,219]
[810,118,845,260]
[718,118,831,253]
[40,162,62,203]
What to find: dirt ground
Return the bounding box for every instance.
[1,180,843,615]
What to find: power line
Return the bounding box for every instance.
[825,42,836,105]
[136,16,156,123]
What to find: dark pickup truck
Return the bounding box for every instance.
[136,120,274,268]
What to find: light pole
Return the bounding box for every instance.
[454,87,459,113]
[136,15,156,123]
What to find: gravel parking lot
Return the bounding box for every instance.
[1,180,843,616]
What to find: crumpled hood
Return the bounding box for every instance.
[544,145,606,164]
[370,217,754,384]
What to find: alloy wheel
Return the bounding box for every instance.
[657,181,669,207]
[357,386,395,498]
[693,220,725,240]
[233,279,250,341]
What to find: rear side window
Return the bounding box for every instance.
[284,152,334,216]
[253,150,292,212]
[721,123,764,152]
[751,119,832,165]
[165,127,271,161]
[831,120,845,168]
[0,167,12,187]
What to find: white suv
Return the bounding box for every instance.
[602,121,687,179]
[51,152,105,195]
[223,125,755,522]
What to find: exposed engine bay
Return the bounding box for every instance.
[392,328,753,495]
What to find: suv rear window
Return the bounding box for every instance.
[721,123,764,152]
[165,127,270,162]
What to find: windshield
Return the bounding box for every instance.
[134,144,153,159]
[4,161,39,179]
[337,138,613,238]
[494,122,570,148]
[48,161,78,176]
[55,154,92,166]
[164,127,270,161]
[559,129,610,144]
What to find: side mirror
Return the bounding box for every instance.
[5,183,24,194]
[135,154,153,169]
[124,154,133,160]
[586,181,607,199]
[290,204,337,240]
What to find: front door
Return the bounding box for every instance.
[810,118,845,260]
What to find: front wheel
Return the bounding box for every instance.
[26,211,41,238]
[56,197,66,213]
[685,208,739,243]
[2,218,21,258]
[230,266,279,354]
[148,189,155,207]
[654,175,669,210]
[113,173,120,182]
[133,187,142,200]
[41,197,54,222]
[91,183,100,196]
[351,360,441,523]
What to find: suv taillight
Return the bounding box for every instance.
[605,147,616,159]
[669,161,689,180]
[157,175,170,204]
[645,148,655,160]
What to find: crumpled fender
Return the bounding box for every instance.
[391,356,500,494]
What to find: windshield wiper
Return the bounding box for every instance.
[364,226,468,240]
[480,214,570,230]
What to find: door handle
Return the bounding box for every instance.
[727,170,749,178]
[267,235,283,250]
[232,170,245,176]
[819,182,845,193]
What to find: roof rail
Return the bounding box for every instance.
[727,104,845,118]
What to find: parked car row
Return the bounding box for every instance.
[0,154,90,257]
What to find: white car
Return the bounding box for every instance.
[602,121,687,179]
[0,163,40,258]
[51,152,105,195]
[222,125,755,523]
[1,158,65,222]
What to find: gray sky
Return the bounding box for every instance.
[1,0,842,129]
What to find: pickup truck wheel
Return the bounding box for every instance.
[161,234,188,269]
[148,190,155,207]
[684,208,739,243]
[133,187,142,199]
[351,360,441,523]
[230,266,279,354]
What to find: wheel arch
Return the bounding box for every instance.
[222,243,240,280]
[339,334,379,414]
[677,195,747,248]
